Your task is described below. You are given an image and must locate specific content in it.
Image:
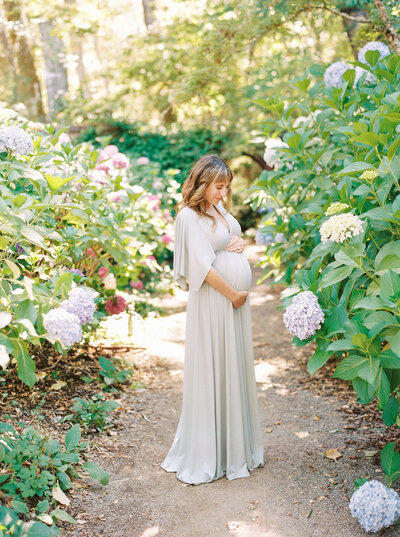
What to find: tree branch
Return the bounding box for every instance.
[242,151,274,171]
[372,0,400,54]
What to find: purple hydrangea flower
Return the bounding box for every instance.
[283,291,324,340]
[255,229,274,246]
[43,308,82,347]
[349,480,400,533]
[68,268,85,278]
[14,243,25,255]
[0,126,34,155]
[358,41,390,65]
[61,286,96,325]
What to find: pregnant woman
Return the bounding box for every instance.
[161,154,264,484]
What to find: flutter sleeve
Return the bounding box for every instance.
[173,208,216,292]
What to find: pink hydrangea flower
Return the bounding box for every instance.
[87,248,97,258]
[95,161,112,173]
[148,194,161,210]
[137,156,150,165]
[98,266,109,278]
[105,296,127,315]
[162,234,173,244]
[148,255,156,261]
[130,280,144,290]
[112,152,129,169]
[58,132,71,144]
[102,145,119,157]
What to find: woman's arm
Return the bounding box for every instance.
[204,268,248,308]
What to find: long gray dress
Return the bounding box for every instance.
[160,204,264,484]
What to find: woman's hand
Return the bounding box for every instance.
[231,290,248,308]
[225,235,245,253]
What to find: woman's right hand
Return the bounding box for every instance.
[231,290,248,308]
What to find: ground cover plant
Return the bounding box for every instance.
[253,40,400,532]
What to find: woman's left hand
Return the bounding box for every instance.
[225,235,245,253]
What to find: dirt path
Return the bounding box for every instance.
[64,245,396,537]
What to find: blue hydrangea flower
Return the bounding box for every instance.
[349,480,400,533]
[61,286,96,325]
[0,126,34,155]
[255,229,274,245]
[324,61,350,88]
[358,41,390,65]
[43,308,82,347]
[283,291,324,340]
[68,268,85,278]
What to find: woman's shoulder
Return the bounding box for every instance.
[176,206,200,226]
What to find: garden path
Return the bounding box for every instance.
[65,245,394,537]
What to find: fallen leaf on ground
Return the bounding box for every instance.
[274,421,281,425]
[364,450,378,457]
[313,415,320,421]
[325,448,343,461]
[50,380,67,391]
[52,484,70,506]
[295,431,309,439]
[265,428,273,433]
[227,521,240,530]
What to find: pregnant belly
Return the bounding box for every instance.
[212,251,252,291]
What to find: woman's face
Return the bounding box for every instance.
[204,181,230,207]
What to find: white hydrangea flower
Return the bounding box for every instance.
[320,213,363,244]
[358,41,390,65]
[325,202,349,216]
[283,291,324,340]
[0,344,10,369]
[0,126,34,155]
[263,137,289,168]
[349,480,400,533]
[324,61,350,88]
[61,286,96,325]
[255,229,274,246]
[354,66,376,85]
[43,308,82,347]
[103,273,117,290]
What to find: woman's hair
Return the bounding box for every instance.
[176,154,233,223]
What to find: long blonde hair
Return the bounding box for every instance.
[176,154,233,224]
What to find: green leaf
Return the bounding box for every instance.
[337,162,377,176]
[351,333,368,350]
[332,355,368,380]
[65,424,81,451]
[381,442,400,478]
[98,356,116,375]
[19,225,45,248]
[307,350,331,376]
[382,396,399,427]
[83,461,109,485]
[380,351,400,369]
[352,377,375,404]
[353,296,385,310]
[373,368,391,406]
[353,132,378,147]
[388,137,400,162]
[327,339,355,351]
[37,499,50,514]
[320,265,353,288]
[101,401,120,412]
[4,259,20,279]
[45,174,73,192]
[376,255,400,273]
[380,270,400,300]
[54,272,73,297]
[10,339,36,386]
[51,509,76,524]
[389,330,400,358]
[11,500,28,514]
[358,357,380,384]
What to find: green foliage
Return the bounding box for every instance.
[0,422,108,516]
[0,506,59,537]
[253,47,400,479]
[97,356,132,391]
[62,393,120,432]
[0,120,178,386]
[78,121,229,183]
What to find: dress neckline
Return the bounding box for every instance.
[207,204,230,233]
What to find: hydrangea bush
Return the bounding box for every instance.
[253,42,400,487]
[0,119,178,386]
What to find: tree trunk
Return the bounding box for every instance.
[372,0,400,54]
[39,20,68,118]
[142,0,156,33]
[3,0,45,120]
[339,7,369,58]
